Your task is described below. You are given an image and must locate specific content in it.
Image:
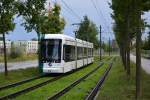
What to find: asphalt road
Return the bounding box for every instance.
[0,60,38,72]
[130,54,150,74]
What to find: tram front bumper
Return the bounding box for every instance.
[43,67,64,73]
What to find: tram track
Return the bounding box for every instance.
[85,62,113,100]
[47,62,104,100]
[0,74,45,91]
[0,58,96,90]
[0,60,106,100]
[0,57,110,100]
[48,57,114,100]
[0,75,64,100]
[0,58,104,92]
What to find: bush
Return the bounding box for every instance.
[10,45,25,58]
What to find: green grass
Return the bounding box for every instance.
[96,57,150,100]
[14,58,110,100]
[0,67,40,87]
[141,67,150,99]
[0,56,105,87]
[0,77,50,97]
[0,56,109,99]
[0,54,37,62]
[59,59,113,100]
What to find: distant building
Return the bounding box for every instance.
[0,40,38,55]
[0,41,11,55]
[27,41,38,54]
[12,41,38,54]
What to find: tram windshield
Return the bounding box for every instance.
[41,39,62,63]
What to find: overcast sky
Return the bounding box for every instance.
[6,0,150,41]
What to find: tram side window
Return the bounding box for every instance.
[77,47,83,60]
[92,48,94,57]
[84,48,87,58]
[90,48,93,57]
[63,45,75,62]
[88,48,91,57]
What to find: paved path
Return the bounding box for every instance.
[130,54,150,74]
[0,60,38,72]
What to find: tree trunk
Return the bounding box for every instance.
[125,3,131,76]
[123,47,127,70]
[121,45,126,70]
[135,0,142,99]
[125,49,128,71]
[126,45,130,75]
[2,33,8,76]
[126,18,131,75]
[136,13,142,100]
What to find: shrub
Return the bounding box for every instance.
[10,45,25,58]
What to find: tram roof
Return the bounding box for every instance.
[44,34,93,45]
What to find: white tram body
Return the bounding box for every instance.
[40,34,94,73]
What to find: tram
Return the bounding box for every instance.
[40,34,94,73]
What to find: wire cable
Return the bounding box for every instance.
[61,0,81,21]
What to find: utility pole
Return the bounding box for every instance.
[99,25,102,60]
[72,23,81,69]
[2,33,8,76]
[103,41,105,56]
[109,37,111,56]
[74,31,78,69]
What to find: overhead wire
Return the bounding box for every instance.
[90,0,102,22]
[90,0,111,41]
[90,1,107,32]
[96,0,111,31]
[94,0,113,38]
[61,0,81,21]
[59,0,114,40]
[61,4,79,21]
[51,0,80,21]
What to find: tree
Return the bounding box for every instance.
[110,0,150,98]
[76,16,99,48]
[15,0,46,38]
[134,0,150,98]
[111,0,136,75]
[15,0,46,72]
[0,0,16,76]
[16,1,65,72]
[40,3,65,34]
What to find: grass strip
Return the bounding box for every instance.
[0,56,106,87]
[14,58,109,100]
[96,57,150,100]
[0,67,40,86]
[0,77,51,97]
[59,63,109,100]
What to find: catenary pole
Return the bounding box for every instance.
[99,25,102,60]
[109,37,110,56]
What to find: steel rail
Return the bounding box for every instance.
[48,62,104,100]
[0,76,64,100]
[85,62,113,100]
[0,61,102,100]
[0,74,45,91]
